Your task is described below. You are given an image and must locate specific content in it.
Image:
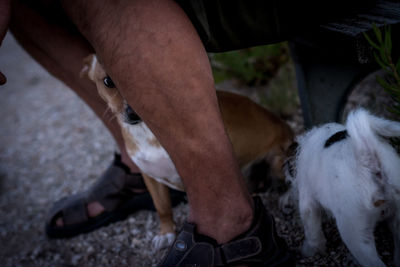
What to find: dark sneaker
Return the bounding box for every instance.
[159,196,294,266]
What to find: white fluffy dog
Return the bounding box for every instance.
[284,108,400,267]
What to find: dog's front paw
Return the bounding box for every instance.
[301,240,326,257]
[152,232,176,250]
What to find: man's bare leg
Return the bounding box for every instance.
[62,0,253,243]
[10,0,145,223]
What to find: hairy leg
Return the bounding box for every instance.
[336,212,385,267]
[62,0,253,243]
[298,195,326,257]
[388,205,400,266]
[10,0,144,221]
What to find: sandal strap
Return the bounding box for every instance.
[159,196,293,267]
[160,223,262,266]
[61,193,90,226]
[161,223,217,267]
[112,153,146,189]
[220,236,262,264]
[87,154,145,212]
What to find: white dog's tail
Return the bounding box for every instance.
[346,108,400,140]
[346,108,400,175]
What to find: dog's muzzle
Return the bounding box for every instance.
[124,105,142,125]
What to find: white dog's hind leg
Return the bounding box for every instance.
[336,213,385,267]
[299,196,326,257]
[388,206,400,267]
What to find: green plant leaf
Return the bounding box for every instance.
[363,32,380,50]
[383,84,399,94]
[374,52,389,71]
[384,25,392,56]
[210,43,289,86]
[376,75,388,88]
[376,75,395,91]
[372,23,382,44]
[379,47,389,65]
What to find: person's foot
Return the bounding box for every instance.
[55,181,147,227]
[54,191,146,227]
[45,153,186,238]
[159,196,294,267]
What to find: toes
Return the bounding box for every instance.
[87,202,105,217]
[53,202,105,228]
[152,232,176,250]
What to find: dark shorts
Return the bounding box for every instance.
[175,0,375,52]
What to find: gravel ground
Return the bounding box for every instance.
[0,33,397,267]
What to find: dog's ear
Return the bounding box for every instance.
[80,54,96,81]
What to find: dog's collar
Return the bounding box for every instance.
[324,130,348,148]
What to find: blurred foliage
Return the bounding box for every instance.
[364,24,400,148]
[209,42,290,86]
[209,42,299,118]
[259,62,299,118]
[364,24,400,119]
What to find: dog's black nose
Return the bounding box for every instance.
[125,105,142,125]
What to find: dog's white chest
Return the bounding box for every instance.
[121,122,183,191]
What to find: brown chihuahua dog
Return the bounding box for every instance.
[81,54,294,249]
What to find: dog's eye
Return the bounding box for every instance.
[103,76,115,88]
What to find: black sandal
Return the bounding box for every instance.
[45,153,186,239]
[159,196,294,266]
